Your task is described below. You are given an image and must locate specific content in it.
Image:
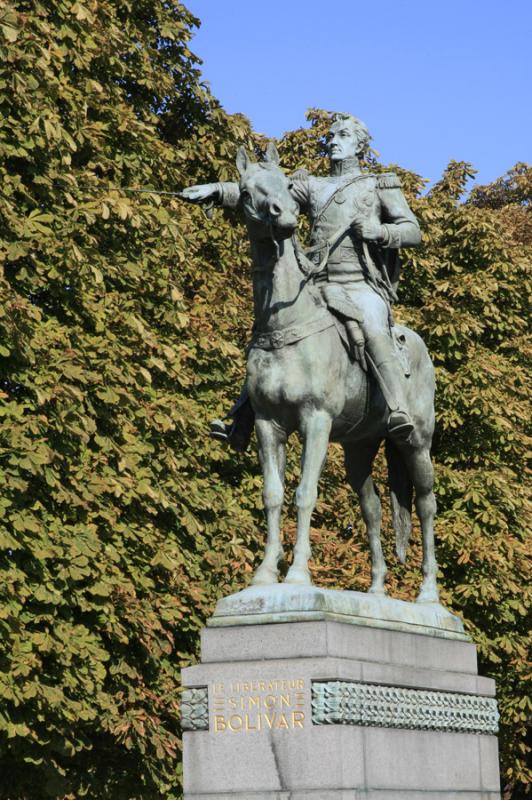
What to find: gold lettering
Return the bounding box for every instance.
[214,715,226,732]
[264,712,275,729]
[228,714,243,732]
[244,714,257,731]
[292,711,305,729]
[212,678,308,734]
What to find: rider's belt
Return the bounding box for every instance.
[327,259,366,283]
[251,314,335,351]
[328,272,366,285]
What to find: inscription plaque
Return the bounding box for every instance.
[210,678,306,733]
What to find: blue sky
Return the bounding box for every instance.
[185,0,531,187]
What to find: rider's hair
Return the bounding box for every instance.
[330,113,371,158]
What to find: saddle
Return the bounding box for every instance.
[320,283,411,377]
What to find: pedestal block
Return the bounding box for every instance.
[182,590,500,799]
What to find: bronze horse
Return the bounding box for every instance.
[234,144,439,603]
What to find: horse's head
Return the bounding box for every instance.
[236,143,299,239]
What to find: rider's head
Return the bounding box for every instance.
[327,113,371,162]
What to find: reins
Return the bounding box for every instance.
[243,165,398,304]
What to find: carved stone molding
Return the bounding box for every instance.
[312,681,499,735]
[181,687,209,731]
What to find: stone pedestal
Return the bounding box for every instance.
[181,589,500,799]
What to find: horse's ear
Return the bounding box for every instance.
[236,146,250,175]
[265,141,280,165]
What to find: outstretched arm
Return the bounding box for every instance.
[180,181,240,209]
[287,169,312,215]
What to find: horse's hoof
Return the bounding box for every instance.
[368,573,387,595]
[416,587,440,604]
[284,567,312,586]
[251,567,279,586]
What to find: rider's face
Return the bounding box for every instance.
[327,121,359,162]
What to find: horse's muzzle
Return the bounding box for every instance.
[271,210,298,239]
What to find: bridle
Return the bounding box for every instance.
[240,163,339,283]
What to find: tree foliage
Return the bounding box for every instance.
[0,4,530,799]
[0,1,258,796]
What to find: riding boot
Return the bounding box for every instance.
[367,334,414,442]
[210,390,255,452]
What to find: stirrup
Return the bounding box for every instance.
[387,410,414,442]
[209,419,232,442]
[209,418,250,452]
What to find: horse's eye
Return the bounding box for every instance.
[288,182,294,191]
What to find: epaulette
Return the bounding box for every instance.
[290,167,310,180]
[377,172,401,190]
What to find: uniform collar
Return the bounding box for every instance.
[329,156,361,177]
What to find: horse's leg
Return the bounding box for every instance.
[401,445,439,603]
[252,417,286,586]
[285,410,332,585]
[344,440,387,594]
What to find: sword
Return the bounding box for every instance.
[123,187,214,218]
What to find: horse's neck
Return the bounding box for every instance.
[250,235,320,332]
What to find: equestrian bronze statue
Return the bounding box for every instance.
[180,114,439,603]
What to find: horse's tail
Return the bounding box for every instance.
[385,439,413,563]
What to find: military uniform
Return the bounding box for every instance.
[214,157,420,442]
